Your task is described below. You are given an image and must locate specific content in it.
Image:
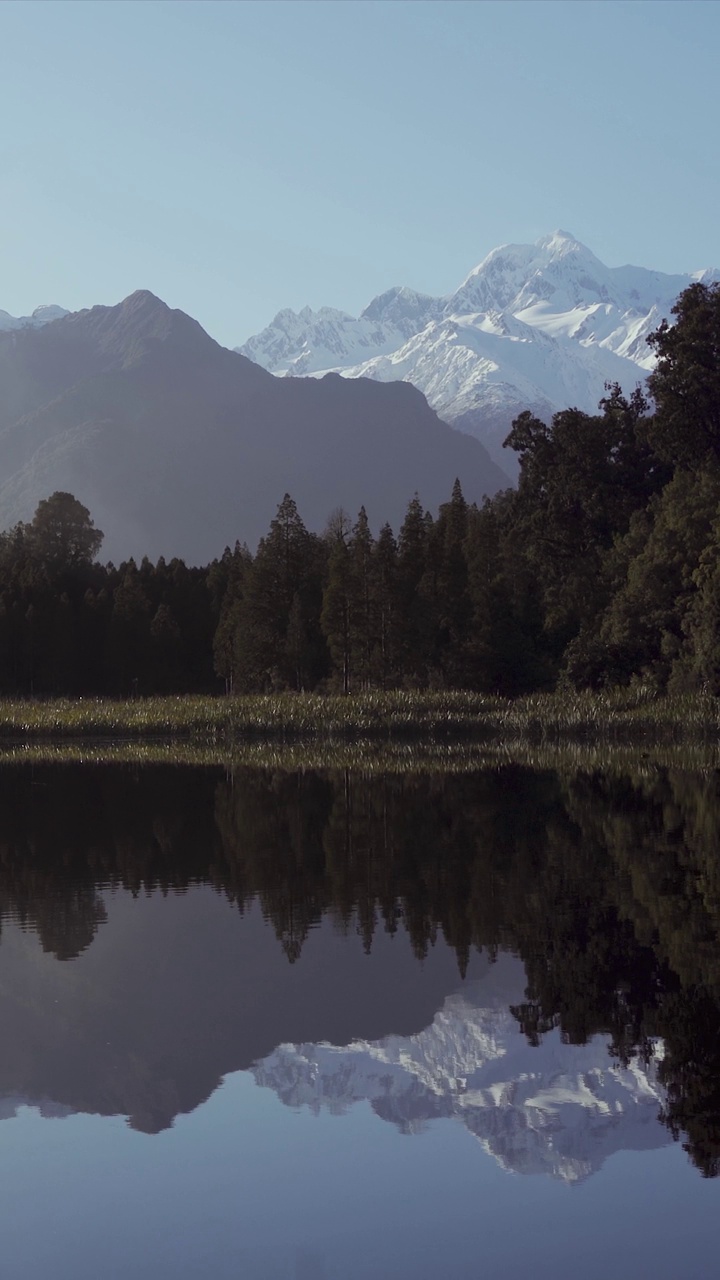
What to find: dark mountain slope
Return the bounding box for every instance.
[0,291,509,562]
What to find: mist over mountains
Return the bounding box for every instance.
[0,291,507,564]
[239,231,720,473]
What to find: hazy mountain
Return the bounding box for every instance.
[239,231,720,473]
[0,290,508,563]
[0,303,69,332]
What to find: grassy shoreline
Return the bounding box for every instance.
[2,736,720,775]
[0,687,719,746]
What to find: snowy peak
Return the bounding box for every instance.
[238,231,719,475]
[238,294,436,377]
[449,231,619,316]
[359,285,442,334]
[0,303,69,332]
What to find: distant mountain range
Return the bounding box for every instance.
[238,231,720,473]
[0,291,507,563]
[6,231,715,560]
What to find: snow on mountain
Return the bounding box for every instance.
[0,304,69,332]
[340,309,636,449]
[239,287,442,377]
[252,953,668,1183]
[238,232,720,474]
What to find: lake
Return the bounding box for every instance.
[1,760,719,1279]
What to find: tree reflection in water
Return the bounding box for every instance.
[1,761,719,1174]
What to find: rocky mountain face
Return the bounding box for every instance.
[252,954,668,1183]
[0,290,507,563]
[239,232,720,473]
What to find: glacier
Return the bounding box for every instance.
[238,231,720,474]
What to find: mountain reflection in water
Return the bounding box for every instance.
[1,762,720,1178]
[252,955,667,1183]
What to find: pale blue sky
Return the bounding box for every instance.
[1,0,718,346]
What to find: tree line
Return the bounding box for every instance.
[2,280,719,696]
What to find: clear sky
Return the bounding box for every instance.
[1,0,718,347]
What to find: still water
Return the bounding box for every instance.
[1,762,719,1278]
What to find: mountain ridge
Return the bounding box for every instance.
[0,290,507,562]
[238,232,720,472]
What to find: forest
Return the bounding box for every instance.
[2,281,719,698]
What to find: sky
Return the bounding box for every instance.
[1,0,718,348]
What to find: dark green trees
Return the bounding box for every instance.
[29,492,104,571]
[221,495,327,691]
[646,282,720,467]
[321,507,382,693]
[6,276,720,704]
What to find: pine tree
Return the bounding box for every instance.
[212,543,252,693]
[397,495,431,684]
[430,479,471,684]
[107,564,152,694]
[239,495,325,690]
[348,507,375,690]
[321,532,352,692]
[372,523,399,688]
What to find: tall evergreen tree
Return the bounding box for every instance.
[212,543,252,693]
[372,523,399,688]
[348,507,375,690]
[107,564,152,694]
[239,495,325,690]
[397,495,432,684]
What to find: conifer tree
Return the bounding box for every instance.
[348,507,375,690]
[239,495,324,690]
[372,523,399,688]
[430,479,471,684]
[107,563,152,694]
[321,523,352,692]
[212,543,252,693]
[397,495,431,683]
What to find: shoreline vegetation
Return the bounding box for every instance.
[3,738,720,776]
[1,689,720,756]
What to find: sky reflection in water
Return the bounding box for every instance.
[0,762,719,1278]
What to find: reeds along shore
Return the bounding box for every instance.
[0,687,719,744]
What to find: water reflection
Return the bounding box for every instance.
[253,954,667,1183]
[1,762,719,1176]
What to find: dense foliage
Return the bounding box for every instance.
[2,282,719,696]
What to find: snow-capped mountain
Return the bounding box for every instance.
[0,304,69,332]
[238,232,720,473]
[240,288,443,376]
[252,954,668,1183]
